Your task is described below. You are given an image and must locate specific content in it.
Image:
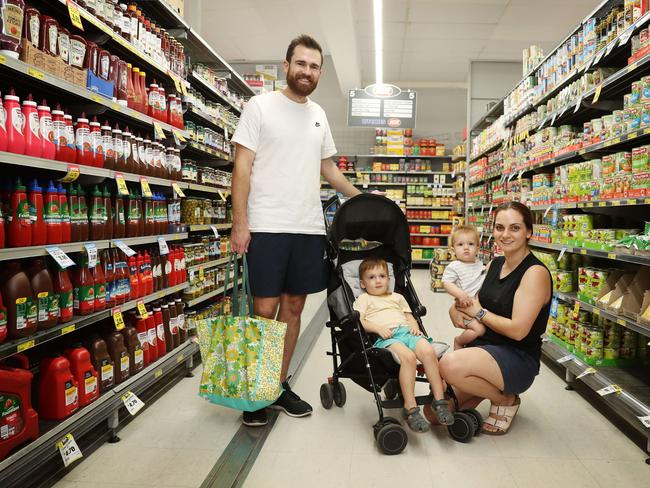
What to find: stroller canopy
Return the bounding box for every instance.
[330,194,411,269]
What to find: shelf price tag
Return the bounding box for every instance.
[17,339,35,352]
[67,1,84,30]
[57,433,83,467]
[597,384,623,396]
[619,28,634,47]
[59,164,80,183]
[61,324,76,335]
[121,391,145,416]
[28,67,44,80]
[210,225,220,238]
[557,354,575,364]
[115,172,129,196]
[199,266,204,281]
[158,237,169,255]
[84,243,97,268]
[638,415,650,428]
[217,190,227,202]
[140,177,152,198]
[605,41,616,56]
[572,301,580,319]
[557,246,567,262]
[172,129,186,143]
[172,183,185,198]
[593,84,603,104]
[137,300,148,318]
[113,308,125,330]
[576,367,596,379]
[113,240,136,257]
[153,121,166,140]
[574,96,582,113]
[46,247,76,269]
[170,73,183,93]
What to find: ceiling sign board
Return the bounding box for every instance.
[348,84,416,129]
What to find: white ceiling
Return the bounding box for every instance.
[199,0,601,89]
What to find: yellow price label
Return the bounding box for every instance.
[612,200,621,206]
[17,340,35,352]
[629,62,638,72]
[113,308,125,330]
[140,177,152,198]
[59,164,80,183]
[154,369,163,378]
[607,253,617,260]
[592,308,601,316]
[599,201,607,207]
[645,198,650,204]
[28,67,44,80]
[115,173,129,196]
[137,300,148,318]
[617,318,626,326]
[580,249,587,255]
[173,129,186,143]
[153,121,166,140]
[218,190,227,202]
[627,199,636,205]
[611,137,621,144]
[645,128,650,135]
[176,354,185,363]
[171,74,182,93]
[586,202,594,207]
[199,266,204,281]
[172,183,185,198]
[61,324,76,335]
[90,94,103,103]
[573,302,580,318]
[180,82,188,96]
[0,54,6,64]
[15,297,27,305]
[593,85,603,103]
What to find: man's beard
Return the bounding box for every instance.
[286,69,317,96]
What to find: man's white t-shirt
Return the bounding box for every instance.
[231,91,337,235]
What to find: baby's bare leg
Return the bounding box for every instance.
[387,343,417,409]
[454,319,486,349]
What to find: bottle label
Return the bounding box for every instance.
[137,331,148,348]
[138,145,145,164]
[1,4,24,41]
[37,291,49,322]
[69,39,86,69]
[165,260,172,276]
[101,362,114,384]
[105,279,112,304]
[148,89,158,109]
[47,25,58,56]
[0,307,6,335]
[134,348,144,367]
[53,120,67,147]
[29,112,40,138]
[59,33,70,64]
[76,126,91,152]
[59,290,73,317]
[0,106,6,130]
[70,199,79,223]
[28,14,39,47]
[15,198,31,225]
[120,354,129,374]
[145,147,153,166]
[15,298,27,330]
[74,284,94,312]
[64,383,78,407]
[49,294,60,320]
[120,277,131,298]
[103,134,114,159]
[114,137,124,160]
[92,131,104,156]
[66,125,75,150]
[117,207,125,225]
[123,138,131,160]
[84,373,97,395]
[91,202,105,224]
[40,115,54,142]
[11,107,22,134]
[169,316,178,334]
[45,199,60,223]
[26,298,37,328]
[178,313,185,330]
[147,328,157,346]
[156,322,165,341]
[132,143,139,163]
[94,283,106,308]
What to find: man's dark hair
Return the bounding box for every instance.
[286,34,323,66]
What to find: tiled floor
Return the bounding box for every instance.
[54,271,649,488]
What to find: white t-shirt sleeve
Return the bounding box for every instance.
[353,293,368,317]
[321,112,337,160]
[231,98,261,152]
[441,261,460,284]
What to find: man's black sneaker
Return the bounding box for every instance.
[269,381,313,417]
[242,408,268,427]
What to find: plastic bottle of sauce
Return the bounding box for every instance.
[109,55,120,98]
[151,142,161,178]
[63,112,76,163]
[37,355,78,420]
[57,27,70,66]
[126,190,138,238]
[103,186,113,240]
[145,308,158,363]
[0,90,7,152]
[52,107,67,162]
[67,184,79,243]
[143,250,153,295]
[175,297,186,343]
[126,63,135,109]
[122,126,134,173]
[161,251,170,289]
[53,264,73,324]
[89,335,114,393]
[1,261,37,339]
[89,185,105,241]
[160,301,172,352]
[69,35,88,72]
[90,117,104,168]
[93,261,106,312]
[131,66,141,112]
[112,124,125,172]
[131,132,141,175]
[4,91,25,155]
[128,254,140,300]
[113,190,125,238]
[133,312,149,366]
[63,345,99,407]
[101,121,115,170]
[115,248,130,304]
[38,100,56,160]
[157,85,166,122]
[8,178,32,247]
[168,299,180,348]
[24,7,40,49]
[77,185,89,241]
[147,81,159,119]
[75,114,92,166]
[0,0,25,59]
[139,70,148,114]
[136,191,144,237]
[136,135,145,174]
[22,94,41,158]
[151,251,162,292]
[144,193,154,236]
[56,183,70,244]
[100,248,114,309]
[72,252,94,315]
[44,181,62,245]
[0,292,7,343]
[27,179,45,246]
[168,247,178,287]
[26,257,58,330]
[121,325,144,375]
[117,59,128,106]
[39,16,58,56]
[149,303,163,357]
[105,329,130,384]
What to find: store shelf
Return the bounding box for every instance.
[0,282,188,362]
[119,233,188,247]
[503,102,535,128]
[0,339,197,487]
[468,140,503,164]
[184,280,241,309]
[188,223,232,232]
[410,233,451,237]
[355,154,451,159]
[406,206,454,210]
[412,259,433,264]
[530,197,650,212]
[409,219,454,223]
[189,71,244,114]
[411,245,447,249]
[183,141,232,162]
[0,240,110,262]
[529,241,650,266]
[185,106,233,136]
[553,291,650,338]
[470,99,504,133]
[342,171,454,175]
[186,256,231,274]
[185,182,231,195]
[541,338,650,438]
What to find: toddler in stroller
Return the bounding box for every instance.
[321,194,483,455]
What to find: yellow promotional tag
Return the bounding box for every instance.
[218,190,227,202]
[0,54,6,64]
[140,177,153,198]
[573,302,580,318]
[113,308,125,330]
[153,122,166,140]
[593,84,602,104]
[61,324,76,335]
[172,183,186,198]
[137,300,148,318]
[580,249,587,255]
[199,266,204,281]
[173,129,186,143]
[171,74,182,93]
[629,62,638,72]
[180,83,188,96]
[115,173,129,196]
[59,164,80,183]
[17,340,35,352]
[28,67,45,80]
[607,253,617,260]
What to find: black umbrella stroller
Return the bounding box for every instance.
[320,194,483,454]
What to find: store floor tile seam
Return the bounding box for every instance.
[199,300,329,488]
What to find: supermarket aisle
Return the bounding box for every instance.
[52,291,326,488]
[244,270,649,488]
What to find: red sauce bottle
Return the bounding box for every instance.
[113,124,125,172]
[103,186,113,240]
[72,252,94,315]
[4,91,25,155]
[139,70,148,114]
[8,178,32,247]
[0,291,7,343]
[77,185,89,242]
[128,254,140,300]
[90,117,104,168]
[133,313,150,367]
[0,90,7,153]
[117,59,128,106]
[63,345,99,407]
[0,0,26,59]
[136,252,145,295]
[44,180,62,245]
[75,114,92,166]
[89,185,105,240]
[53,264,73,324]
[143,250,153,295]
[22,94,41,158]
[37,355,79,420]
[101,121,115,170]
[57,183,71,243]
[63,113,76,163]
[100,249,115,309]
[52,107,67,162]
[114,248,130,305]
[126,63,136,109]
[27,179,45,246]
[38,100,56,160]
[93,261,106,312]
[153,303,165,357]
[146,309,158,363]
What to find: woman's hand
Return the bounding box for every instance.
[449,305,471,329]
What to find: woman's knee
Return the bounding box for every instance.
[439,353,464,382]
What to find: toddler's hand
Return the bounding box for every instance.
[457,293,473,308]
[410,326,423,336]
[378,327,394,340]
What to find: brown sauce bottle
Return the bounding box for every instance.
[112,124,125,173]
[105,329,130,384]
[113,190,125,239]
[103,186,113,240]
[175,297,186,343]
[101,122,115,170]
[123,126,135,174]
[161,301,172,352]
[121,325,144,375]
[167,298,179,348]
[2,261,38,339]
[89,335,114,393]
[26,258,58,330]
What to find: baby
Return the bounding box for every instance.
[441,225,486,349]
[353,258,454,432]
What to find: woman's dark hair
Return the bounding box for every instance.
[494,201,534,235]
[286,34,323,66]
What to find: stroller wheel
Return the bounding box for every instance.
[447,412,475,443]
[373,417,401,440]
[376,424,408,455]
[320,383,334,409]
[383,379,399,400]
[333,382,347,407]
[462,408,483,436]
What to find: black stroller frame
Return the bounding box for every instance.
[320,194,484,454]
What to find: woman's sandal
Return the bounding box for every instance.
[482,395,520,435]
[402,406,430,433]
[432,399,455,426]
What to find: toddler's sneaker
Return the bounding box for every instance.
[432,399,454,426]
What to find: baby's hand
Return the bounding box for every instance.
[410,326,423,336]
[456,293,473,308]
[378,327,394,340]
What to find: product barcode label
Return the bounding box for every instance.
[46,247,76,269]
[113,240,136,257]
[638,415,650,428]
[57,434,83,467]
[158,237,169,255]
[210,225,220,238]
[557,355,574,364]
[121,391,145,416]
[597,384,623,396]
[576,367,596,379]
[84,243,97,268]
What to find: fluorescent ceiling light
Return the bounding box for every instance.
[373,0,383,85]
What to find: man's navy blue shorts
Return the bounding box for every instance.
[247,233,329,297]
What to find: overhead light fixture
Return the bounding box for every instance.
[373,0,383,86]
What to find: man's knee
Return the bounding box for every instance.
[254,297,280,319]
[280,294,307,318]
